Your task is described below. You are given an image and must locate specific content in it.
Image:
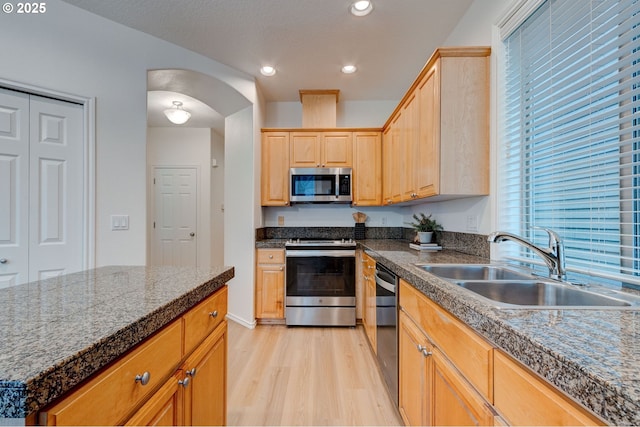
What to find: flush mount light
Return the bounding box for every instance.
[341,65,357,74]
[350,0,373,16]
[164,101,191,125]
[260,66,276,76]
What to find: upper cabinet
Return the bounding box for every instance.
[261,131,290,206]
[353,131,382,206]
[383,47,490,204]
[290,131,353,168]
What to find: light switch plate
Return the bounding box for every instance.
[111,215,129,231]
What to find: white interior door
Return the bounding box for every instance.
[0,89,29,287]
[152,167,198,267]
[0,88,84,287]
[28,95,84,281]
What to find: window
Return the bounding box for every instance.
[500,0,640,287]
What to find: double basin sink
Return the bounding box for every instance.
[416,264,640,309]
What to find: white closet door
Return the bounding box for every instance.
[152,167,198,267]
[28,95,84,281]
[0,89,29,288]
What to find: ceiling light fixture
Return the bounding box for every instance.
[341,65,357,74]
[260,66,276,76]
[349,0,373,17]
[164,101,191,125]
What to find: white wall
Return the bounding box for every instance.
[211,131,225,267]
[0,0,255,267]
[147,127,213,269]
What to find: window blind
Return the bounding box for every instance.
[500,0,640,285]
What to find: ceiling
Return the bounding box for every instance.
[61,0,474,128]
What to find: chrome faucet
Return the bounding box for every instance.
[487,228,566,280]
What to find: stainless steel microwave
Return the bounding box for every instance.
[290,167,352,203]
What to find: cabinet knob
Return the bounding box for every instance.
[422,349,432,357]
[210,310,219,318]
[269,254,273,259]
[186,368,197,377]
[0,258,6,264]
[135,371,151,386]
[178,377,190,388]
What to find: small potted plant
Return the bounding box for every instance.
[407,213,443,243]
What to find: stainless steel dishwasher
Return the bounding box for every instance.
[375,262,398,406]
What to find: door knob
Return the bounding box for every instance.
[190,232,195,237]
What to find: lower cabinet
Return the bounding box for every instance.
[40,286,228,426]
[362,252,377,351]
[255,249,285,322]
[398,278,607,426]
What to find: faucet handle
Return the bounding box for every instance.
[532,226,562,246]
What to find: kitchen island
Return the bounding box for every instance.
[359,239,640,425]
[0,265,234,425]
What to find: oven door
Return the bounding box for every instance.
[285,249,356,306]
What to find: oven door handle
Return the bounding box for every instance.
[285,249,356,257]
[375,272,396,294]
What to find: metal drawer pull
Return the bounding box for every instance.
[210,310,218,318]
[186,368,197,377]
[179,377,190,388]
[135,371,150,386]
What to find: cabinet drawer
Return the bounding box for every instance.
[42,321,182,426]
[257,249,285,264]
[494,350,605,426]
[399,279,493,400]
[183,286,228,354]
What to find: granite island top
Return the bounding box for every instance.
[0,265,234,421]
[357,239,640,426]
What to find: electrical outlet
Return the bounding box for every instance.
[278,216,285,226]
[466,215,478,232]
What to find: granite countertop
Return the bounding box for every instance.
[357,239,640,426]
[0,265,234,421]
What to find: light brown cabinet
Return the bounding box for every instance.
[352,131,382,206]
[261,132,290,206]
[41,286,228,426]
[255,249,285,322]
[290,131,352,168]
[383,47,490,204]
[399,280,493,427]
[361,252,377,351]
[493,350,605,426]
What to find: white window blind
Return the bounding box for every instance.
[500,0,640,285]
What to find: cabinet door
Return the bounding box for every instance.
[125,374,184,426]
[432,348,493,427]
[398,311,431,426]
[493,350,605,426]
[353,132,382,206]
[256,264,285,319]
[381,126,393,204]
[401,94,419,201]
[183,321,227,426]
[363,266,377,351]
[290,132,321,167]
[415,63,440,198]
[321,132,352,167]
[261,132,290,206]
[388,113,403,203]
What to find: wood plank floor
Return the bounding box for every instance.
[227,320,403,426]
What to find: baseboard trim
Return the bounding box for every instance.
[226,312,257,329]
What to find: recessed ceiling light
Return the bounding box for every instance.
[260,66,276,76]
[350,0,373,17]
[341,65,357,74]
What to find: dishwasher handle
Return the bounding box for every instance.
[375,271,396,294]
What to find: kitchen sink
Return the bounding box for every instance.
[456,280,636,308]
[416,263,640,309]
[416,264,535,281]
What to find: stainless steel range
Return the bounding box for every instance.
[285,239,356,326]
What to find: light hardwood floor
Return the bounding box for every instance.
[227,320,403,426]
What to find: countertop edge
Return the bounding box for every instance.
[1,266,234,420]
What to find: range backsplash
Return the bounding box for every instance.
[257,227,489,259]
